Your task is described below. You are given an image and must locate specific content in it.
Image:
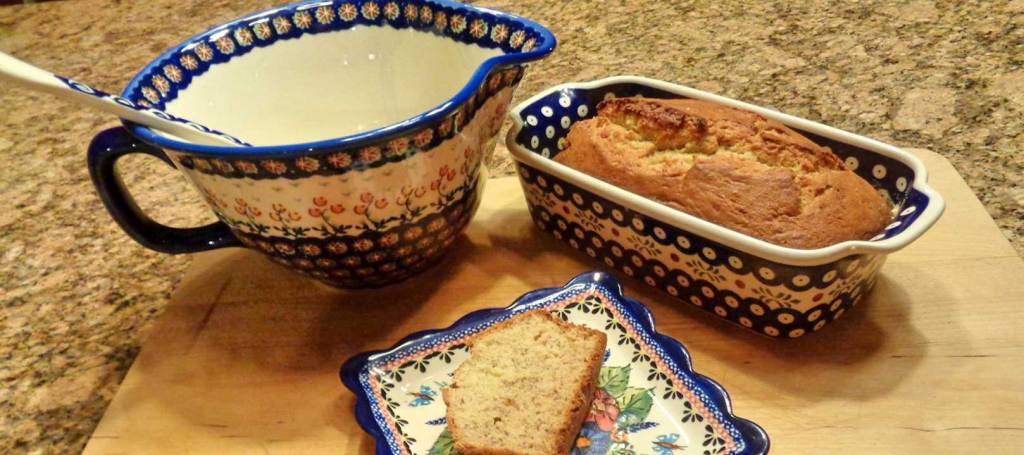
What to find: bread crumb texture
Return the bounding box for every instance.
[554,98,892,249]
[444,311,607,455]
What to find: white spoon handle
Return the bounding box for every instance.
[0,51,249,147]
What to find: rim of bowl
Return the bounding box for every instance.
[120,0,556,157]
[505,75,947,266]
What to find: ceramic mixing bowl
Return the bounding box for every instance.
[506,76,945,337]
[87,0,554,288]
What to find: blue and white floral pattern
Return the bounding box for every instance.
[123,0,550,114]
[340,273,769,455]
[92,0,554,288]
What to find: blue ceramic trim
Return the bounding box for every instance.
[54,75,250,146]
[340,272,770,454]
[120,0,556,157]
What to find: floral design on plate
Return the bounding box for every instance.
[341,273,769,455]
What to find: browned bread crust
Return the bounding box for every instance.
[553,97,891,249]
[443,311,606,455]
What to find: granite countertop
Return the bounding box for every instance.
[1,0,1021,452]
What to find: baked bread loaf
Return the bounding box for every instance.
[553,97,891,249]
[443,310,606,455]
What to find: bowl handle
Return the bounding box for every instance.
[87,126,240,254]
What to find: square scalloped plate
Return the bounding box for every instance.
[340,272,769,455]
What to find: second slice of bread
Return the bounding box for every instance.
[443,310,607,455]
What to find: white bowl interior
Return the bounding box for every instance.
[163,26,502,146]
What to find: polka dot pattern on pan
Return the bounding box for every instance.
[520,166,884,337]
[508,80,932,337]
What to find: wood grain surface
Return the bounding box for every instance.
[83,149,1024,454]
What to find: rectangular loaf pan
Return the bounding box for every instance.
[505,76,944,337]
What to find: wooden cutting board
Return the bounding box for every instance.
[84,149,1024,454]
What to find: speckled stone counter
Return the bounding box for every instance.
[0,0,1021,452]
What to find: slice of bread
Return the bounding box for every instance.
[443,310,607,455]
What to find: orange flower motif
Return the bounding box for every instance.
[215,36,235,55]
[338,3,357,21]
[300,244,321,256]
[414,187,426,197]
[386,138,408,156]
[315,5,335,24]
[380,232,399,247]
[434,10,447,30]
[330,204,345,214]
[354,238,374,252]
[414,128,433,147]
[313,196,328,207]
[261,160,287,174]
[509,30,526,48]
[234,160,258,174]
[308,207,322,217]
[403,226,423,240]
[382,2,399,20]
[328,152,352,168]
[247,207,261,217]
[327,241,348,255]
[361,1,379,20]
[360,147,382,163]
[586,389,620,432]
[295,156,320,172]
[360,192,374,203]
[427,218,446,232]
[374,198,388,209]
[438,118,453,137]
